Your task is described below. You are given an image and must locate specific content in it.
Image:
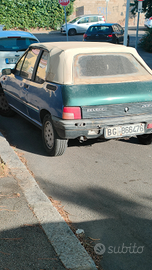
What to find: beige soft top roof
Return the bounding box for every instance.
[30,42,152,84]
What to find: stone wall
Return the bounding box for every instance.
[70,0,145,27]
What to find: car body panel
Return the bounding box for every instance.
[3,75,64,123]
[61,81,152,107]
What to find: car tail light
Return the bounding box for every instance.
[83,33,87,39]
[103,16,105,22]
[108,34,113,38]
[147,123,152,129]
[62,107,81,120]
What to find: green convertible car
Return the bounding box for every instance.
[0,42,152,156]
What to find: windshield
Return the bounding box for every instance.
[0,37,38,51]
[69,17,81,23]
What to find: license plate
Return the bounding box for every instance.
[6,58,19,64]
[104,123,145,139]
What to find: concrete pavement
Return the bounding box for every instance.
[0,132,97,270]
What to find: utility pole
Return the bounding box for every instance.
[123,0,130,46]
[106,0,109,23]
[135,0,143,49]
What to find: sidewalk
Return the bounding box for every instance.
[0,175,66,270]
[0,133,97,270]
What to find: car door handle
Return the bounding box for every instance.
[24,83,29,89]
[46,84,57,91]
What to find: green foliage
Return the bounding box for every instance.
[0,0,75,30]
[139,28,152,52]
[131,0,152,19]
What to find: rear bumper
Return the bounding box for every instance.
[52,114,152,140]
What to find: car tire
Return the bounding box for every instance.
[68,28,76,36]
[42,114,67,156]
[0,92,15,117]
[115,39,119,44]
[137,134,152,145]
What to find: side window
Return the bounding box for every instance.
[113,25,119,32]
[117,25,124,33]
[78,17,89,24]
[20,48,40,80]
[89,16,98,23]
[35,51,49,84]
[15,54,26,76]
[99,16,104,22]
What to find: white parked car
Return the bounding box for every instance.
[144,17,152,28]
[61,14,105,36]
[0,30,39,72]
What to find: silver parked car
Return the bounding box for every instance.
[61,14,105,36]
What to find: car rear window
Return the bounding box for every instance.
[74,53,151,84]
[0,37,38,51]
[88,26,111,34]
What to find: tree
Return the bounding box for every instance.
[131,0,152,18]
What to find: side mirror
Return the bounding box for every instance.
[2,68,12,76]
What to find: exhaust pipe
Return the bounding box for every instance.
[78,136,87,143]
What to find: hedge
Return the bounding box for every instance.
[139,28,152,53]
[0,0,75,30]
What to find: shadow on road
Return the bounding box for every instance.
[36,181,152,270]
[0,113,141,156]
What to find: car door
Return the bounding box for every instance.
[25,50,49,124]
[76,17,90,33]
[26,50,63,124]
[112,24,123,44]
[3,47,41,116]
[116,24,124,44]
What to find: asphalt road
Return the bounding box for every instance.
[0,29,152,270]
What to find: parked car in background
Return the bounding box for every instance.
[83,23,129,45]
[0,30,39,72]
[144,17,152,28]
[1,42,152,156]
[61,14,105,36]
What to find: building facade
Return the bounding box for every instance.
[70,0,145,26]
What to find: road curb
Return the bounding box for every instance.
[0,132,97,270]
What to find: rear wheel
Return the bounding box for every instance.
[0,92,15,116]
[42,114,67,156]
[115,38,119,44]
[68,28,76,36]
[137,134,152,145]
